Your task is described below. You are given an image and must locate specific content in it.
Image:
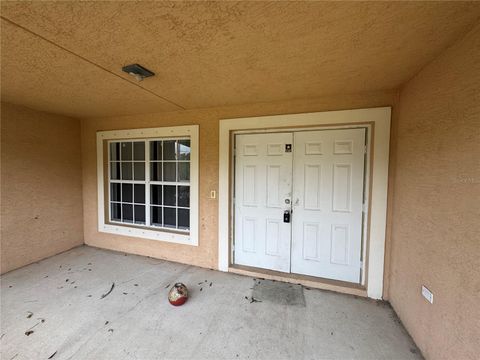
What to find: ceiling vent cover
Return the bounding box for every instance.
[122,64,155,81]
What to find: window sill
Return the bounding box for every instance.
[100,223,196,246]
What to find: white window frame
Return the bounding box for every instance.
[97,125,199,246]
[107,137,191,231]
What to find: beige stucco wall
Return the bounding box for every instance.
[0,102,83,274]
[388,24,480,359]
[81,91,397,271]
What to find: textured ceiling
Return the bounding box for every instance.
[1,1,480,118]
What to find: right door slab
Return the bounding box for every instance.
[291,128,366,283]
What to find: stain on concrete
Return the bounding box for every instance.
[252,280,305,307]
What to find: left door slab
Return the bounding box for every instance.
[233,132,293,272]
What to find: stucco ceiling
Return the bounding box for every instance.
[1,1,479,118]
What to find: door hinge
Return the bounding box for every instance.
[364,145,368,154]
[362,203,367,213]
[360,261,363,269]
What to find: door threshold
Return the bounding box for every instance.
[229,264,367,298]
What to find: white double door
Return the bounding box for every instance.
[234,128,366,283]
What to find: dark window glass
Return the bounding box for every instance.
[111,203,121,221]
[121,142,132,161]
[134,205,145,224]
[164,185,176,206]
[178,162,189,182]
[110,143,120,161]
[133,142,145,160]
[178,186,189,207]
[178,140,190,160]
[163,141,176,160]
[163,162,176,182]
[150,141,162,161]
[110,162,120,180]
[122,204,133,222]
[151,162,162,181]
[134,162,145,180]
[178,208,189,229]
[164,207,176,228]
[151,185,162,205]
[134,184,145,204]
[111,183,121,201]
[122,183,133,203]
[151,206,162,226]
[121,162,132,180]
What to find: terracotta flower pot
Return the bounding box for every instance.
[168,283,188,306]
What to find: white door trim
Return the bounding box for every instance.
[219,107,391,299]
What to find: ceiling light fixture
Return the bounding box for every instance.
[122,64,155,82]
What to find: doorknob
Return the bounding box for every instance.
[283,210,291,223]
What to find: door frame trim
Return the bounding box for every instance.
[219,107,391,299]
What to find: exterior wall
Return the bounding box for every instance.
[389,24,480,359]
[0,102,83,273]
[81,91,396,271]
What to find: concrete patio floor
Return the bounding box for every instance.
[1,246,421,360]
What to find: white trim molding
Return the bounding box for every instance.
[97,125,199,246]
[218,107,391,299]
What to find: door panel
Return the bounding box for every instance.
[234,133,293,272]
[291,128,366,283]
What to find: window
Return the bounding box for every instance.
[109,138,191,231]
[97,126,198,245]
